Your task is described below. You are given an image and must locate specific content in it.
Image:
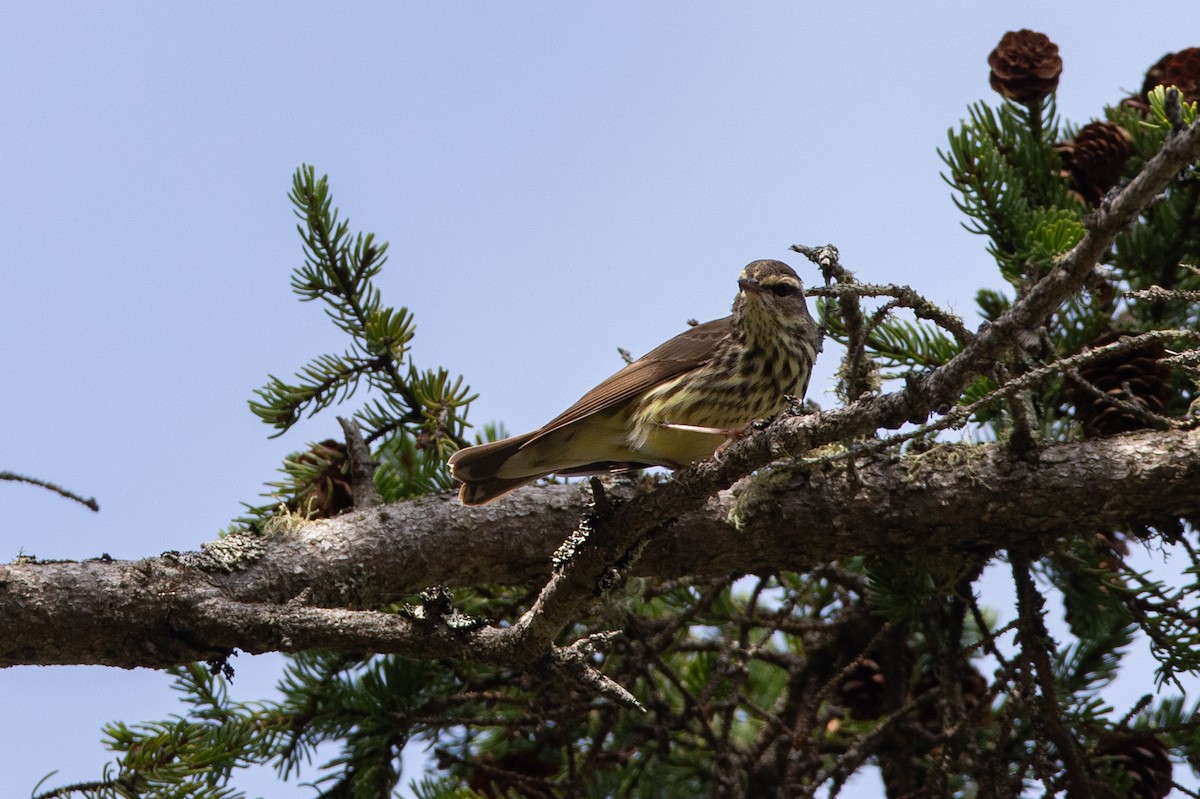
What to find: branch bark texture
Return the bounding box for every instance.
[4,427,1199,669]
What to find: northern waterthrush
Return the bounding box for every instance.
[449,259,822,505]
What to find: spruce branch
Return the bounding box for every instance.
[249,167,474,463]
[242,167,476,527]
[801,683,933,799]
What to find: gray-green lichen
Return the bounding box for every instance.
[725,458,820,531]
[179,533,269,573]
[260,503,317,536]
[902,442,986,483]
[552,527,591,572]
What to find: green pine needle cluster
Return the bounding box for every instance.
[942,98,1078,280]
[243,166,477,521]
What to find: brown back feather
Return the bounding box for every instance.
[522,315,732,447]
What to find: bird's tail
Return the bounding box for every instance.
[448,433,542,505]
[456,474,542,505]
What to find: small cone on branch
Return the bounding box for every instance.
[466,752,557,799]
[836,658,887,721]
[988,29,1063,105]
[1093,731,1173,799]
[1069,332,1171,438]
[1056,122,1134,204]
[295,439,354,518]
[1143,47,1200,104]
[1125,47,1200,110]
[913,665,990,729]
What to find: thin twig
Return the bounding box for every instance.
[1011,552,1092,799]
[792,622,894,760]
[803,329,1200,467]
[1127,285,1200,303]
[1065,367,1180,431]
[994,361,1040,452]
[0,471,98,512]
[806,281,975,347]
[805,684,937,799]
[795,245,874,403]
[1117,694,1154,728]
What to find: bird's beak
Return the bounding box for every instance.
[738,278,763,295]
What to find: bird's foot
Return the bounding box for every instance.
[712,423,752,458]
[656,422,751,464]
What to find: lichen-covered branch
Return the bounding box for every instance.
[4,426,1200,669]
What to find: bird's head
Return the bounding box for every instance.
[738,259,803,297]
[735,260,810,324]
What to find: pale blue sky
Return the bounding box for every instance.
[3,3,1197,795]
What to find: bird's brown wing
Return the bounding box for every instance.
[523,315,732,447]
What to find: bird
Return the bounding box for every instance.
[448,259,822,505]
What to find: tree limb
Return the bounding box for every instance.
[4,427,1200,669]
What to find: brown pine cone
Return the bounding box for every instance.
[296,439,354,518]
[913,665,989,729]
[1056,122,1134,204]
[466,751,558,799]
[1069,332,1171,438]
[1143,47,1200,104]
[1094,731,1173,799]
[836,658,887,721]
[988,30,1063,104]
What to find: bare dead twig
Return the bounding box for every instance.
[1,471,98,512]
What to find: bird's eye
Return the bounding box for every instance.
[770,283,798,298]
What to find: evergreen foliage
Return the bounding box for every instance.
[242,166,476,524]
[39,39,1200,799]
